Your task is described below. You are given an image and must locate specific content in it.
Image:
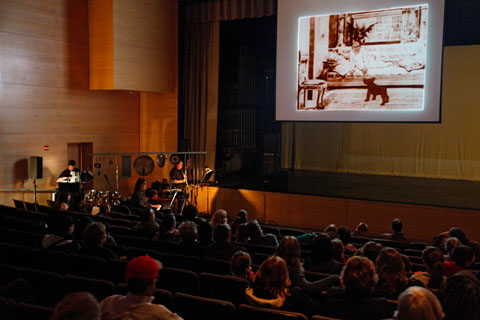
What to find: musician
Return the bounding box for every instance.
[131,178,161,210]
[169,160,187,190]
[57,160,80,183]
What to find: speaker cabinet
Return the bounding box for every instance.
[29,156,43,179]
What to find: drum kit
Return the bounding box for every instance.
[85,189,122,207]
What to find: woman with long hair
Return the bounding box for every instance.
[245,256,317,316]
[374,247,410,299]
[322,256,393,320]
[410,246,445,289]
[276,236,339,295]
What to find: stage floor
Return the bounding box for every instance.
[217,170,480,210]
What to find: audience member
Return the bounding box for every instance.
[230,250,254,281]
[100,256,182,319]
[245,256,317,317]
[53,192,71,210]
[304,233,343,274]
[231,209,248,237]
[374,248,411,299]
[182,204,205,225]
[0,278,35,304]
[323,224,337,238]
[176,221,204,258]
[381,218,409,242]
[235,223,249,243]
[439,270,480,320]
[397,286,444,320]
[204,224,246,260]
[444,236,460,260]
[52,292,100,320]
[336,226,357,255]
[449,226,470,245]
[356,241,383,263]
[134,207,160,239]
[42,213,81,252]
[210,209,228,228]
[411,246,445,289]
[69,192,89,213]
[351,222,369,237]
[80,222,121,260]
[444,245,475,276]
[276,236,339,296]
[197,220,213,246]
[331,238,346,264]
[246,219,279,247]
[401,254,414,278]
[154,213,180,242]
[322,256,393,320]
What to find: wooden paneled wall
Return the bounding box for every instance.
[89,0,177,92]
[196,186,480,243]
[0,0,178,205]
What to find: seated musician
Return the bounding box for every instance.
[131,178,161,210]
[169,161,187,190]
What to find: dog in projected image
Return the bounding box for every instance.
[363,77,389,106]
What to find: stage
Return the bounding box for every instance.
[216,169,480,211]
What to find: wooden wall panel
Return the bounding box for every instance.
[2,84,139,134]
[265,193,348,229]
[88,0,114,89]
[0,33,89,89]
[114,0,175,50]
[88,0,177,92]
[0,0,88,44]
[0,0,175,206]
[114,44,175,92]
[196,187,480,242]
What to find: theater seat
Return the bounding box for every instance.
[237,304,308,320]
[174,292,236,320]
[199,272,249,306]
[200,258,231,275]
[15,302,53,320]
[158,267,200,295]
[16,267,64,307]
[311,315,342,320]
[64,275,116,302]
[162,253,201,273]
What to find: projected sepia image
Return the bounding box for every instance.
[297,5,428,111]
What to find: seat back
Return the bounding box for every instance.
[199,272,249,306]
[11,200,25,210]
[68,254,109,279]
[201,258,232,275]
[15,303,53,320]
[158,267,200,295]
[162,253,201,273]
[238,304,308,320]
[64,275,116,302]
[311,315,342,320]
[174,292,236,320]
[17,267,64,307]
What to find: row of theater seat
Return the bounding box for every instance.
[0,203,435,276]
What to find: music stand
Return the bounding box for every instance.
[202,168,214,183]
[58,182,81,193]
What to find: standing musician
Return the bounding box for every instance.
[169,160,188,214]
[169,160,187,190]
[57,160,80,183]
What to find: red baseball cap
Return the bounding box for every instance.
[125,256,162,281]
